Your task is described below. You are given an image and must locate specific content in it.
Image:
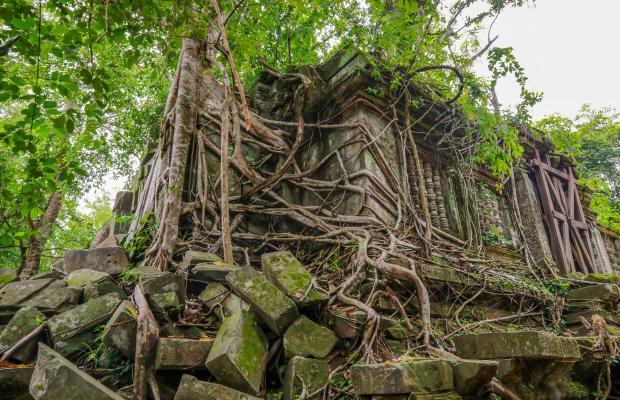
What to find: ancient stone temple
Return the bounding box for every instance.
[1,49,620,399]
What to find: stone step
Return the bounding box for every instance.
[453,331,581,360]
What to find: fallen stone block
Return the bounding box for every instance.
[174,374,261,400]
[63,246,129,275]
[453,331,581,360]
[66,269,112,287]
[283,315,338,359]
[350,359,453,395]
[0,367,34,400]
[140,271,186,306]
[83,280,127,302]
[150,291,182,319]
[54,331,96,358]
[182,250,222,268]
[198,283,247,317]
[155,338,213,370]
[101,300,137,358]
[48,293,122,344]
[261,251,329,305]
[566,283,620,304]
[30,271,65,280]
[0,269,17,288]
[0,279,54,311]
[20,280,82,314]
[0,306,46,363]
[448,359,498,395]
[191,263,242,283]
[29,343,123,399]
[283,356,329,400]
[206,310,268,395]
[226,268,298,335]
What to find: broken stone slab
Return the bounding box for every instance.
[0,269,17,288]
[566,283,620,304]
[139,271,186,307]
[0,367,34,400]
[226,267,298,335]
[83,280,127,302]
[261,251,329,306]
[101,301,137,358]
[20,280,82,314]
[191,263,242,283]
[453,331,581,360]
[282,356,329,400]
[63,246,129,275]
[350,359,453,395]
[283,315,338,359]
[54,331,96,358]
[29,343,123,400]
[206,310,268,395]
[150,291,182,320]
[182,250,222,269]
[0,279,54,311]
[174,374,261,400]
[66,269,112,287]
[448,360,498,395]
[0,306,46,363]
[155,338,213,370]
[198,283,247,317]
[48,293,122,344]
[30,271,65,280]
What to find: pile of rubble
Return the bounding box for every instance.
[1,243,619,399]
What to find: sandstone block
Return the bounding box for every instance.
[192,263,241,283]
[283,356,329,400]
[155,338,213,370]
[63,246,129,275]
[449,359,498,395]
[0,306,46,363]
[101,300,137,358]
[173,374,261,400]
[283,315,338,359]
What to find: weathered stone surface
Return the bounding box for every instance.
[0,307,46,363]
[174,374,261,400]
[0,269,17,287]
[21,280,82,314]
[101,301,137,358]
[566,283,620,303]
[155,338,213,370]
[283,315,338,359]
[350,360,453,395]
[139,271,186,306]
[29,343,123,399]
[48,293,122,344]
[410,392,462,399]
[150,291,182,319]
[449,360,498,395]
[182,250,222,268]
[83,281,126,302]
[54,331,96,357]
[66,269,112,287]
[206,310,268,395]
[30,271,64,280]
[262,251,329,305]
[226,268,298,335]
[0,367,34,400]
[0,279,54,311]
[63,246,129,275]
[192,263,242,283]
[113,191,133,214]
[198,283,246,317]
[282,356,329,400]
[453,331,581,360]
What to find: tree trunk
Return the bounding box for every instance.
[19,191,62,279]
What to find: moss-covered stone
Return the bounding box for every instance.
[63,246,129,275]
[0,306,46,363]
[182,250,222,267]
[566,283,620,303]
[21,280,82,314]
[174,374,261,400]
[198,283,246,317]
[448,360,498,395]
[0,279,54,311]
[0,269,17,288]
[584,273,620,285]
[30,271,64,280]
[283,315,338,359]
[155,338,213,370]
[83,280,127,302]
[226,268,298,335]
[282,356,329,400]
[350,359,453,395]
[192,263,242,283]
[206,310,268,395]
[453,331,581,360]
[139,271,186,308]
[101,300,137,358]
[48,293,122,344]
[30,343,123,399]
[261,251,328,305]
[66,269,112,287]
[410,392,462,399]
[150,291,182,320]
